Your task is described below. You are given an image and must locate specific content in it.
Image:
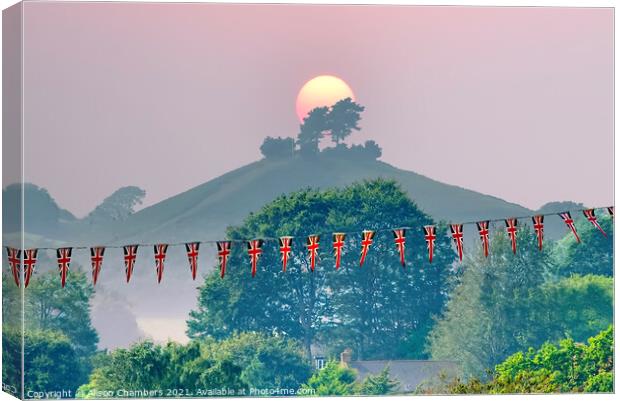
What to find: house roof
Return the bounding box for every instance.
[348,360,460,393]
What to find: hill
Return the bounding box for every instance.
[82,152,533,245]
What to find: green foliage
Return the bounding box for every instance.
[328,98,364,144]
[22,270,99,359]
[535,274,612,343]
[3,328,84,395]
[78,332,311,397]
[427,227,554,377]
[553,216,613,277]
[357,367,400,395]
[201,332,311,390]
[446,325,613,394]
[2,327,22,397]
[187,179,456,361]
[260,136,294,159]
[2,269,98,389]
[302,360,357,396]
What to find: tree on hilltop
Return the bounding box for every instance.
[297,106,329,157]
[328,98,364,145]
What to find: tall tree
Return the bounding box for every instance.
[428,227,553,377]
[319,180,455,360]
[328,98,364,144]
[187,179,456,361]
[297,106,329,156]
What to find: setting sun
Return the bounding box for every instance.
[295,75,355,122]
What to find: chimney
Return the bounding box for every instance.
[340,348,352,366]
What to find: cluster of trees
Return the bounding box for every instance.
[260,98,381,160]
[2,269,99,395]
[439,325,613,394]
[77,332,311,398]
[427,218,613,379]
[3,178,614,396]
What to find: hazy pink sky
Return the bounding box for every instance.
[16,3,613,216]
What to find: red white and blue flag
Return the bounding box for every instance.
[154,244,168,283]
[123,245,139,283]
[307,235,320,271]
[476,221,490,257]
[583,209,607,237]
[359,230,375,267]
[505,219,518,254]
[279,236,293,272]
[6,247,20,287]
[532,215,544,251]
[424,225,436,263]
[90,247,105,285]
[23,249,37,288]
[217,241,231,278]
[450,224,464,261]
[247,240,263,277]
[56,247,72,288]
[392,229,406,267]
[185,242,200,280]
[333,233,346,269]
[559,212,580,243]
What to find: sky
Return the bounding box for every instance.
[13,3,614,216]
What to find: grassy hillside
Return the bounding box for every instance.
[87,153,533,245]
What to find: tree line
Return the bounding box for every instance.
[3,179,613,396]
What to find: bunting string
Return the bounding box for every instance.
[2,206,613,287]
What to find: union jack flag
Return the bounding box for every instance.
[559,212,580,243]
[247,240,263,277]
[333,233,346,269]
[23,249,37,288]
[531,215,544,251]
[185,242,200,280]
[450,224,464,262]
[279,236,293,272]
[607,206,614,218]
[423,225,436,263]
[476,221,490,257]
[505,219,518,254]
[583,209,607,237]
[359,230,375,267]
[6,247,20,287]
[153,244,168,283]
[123,245,139,283]
[217,241,231,278]
[56,247,72,288]
[307,235,320,271]
[392,229,406,267]
[90,247,105,285]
